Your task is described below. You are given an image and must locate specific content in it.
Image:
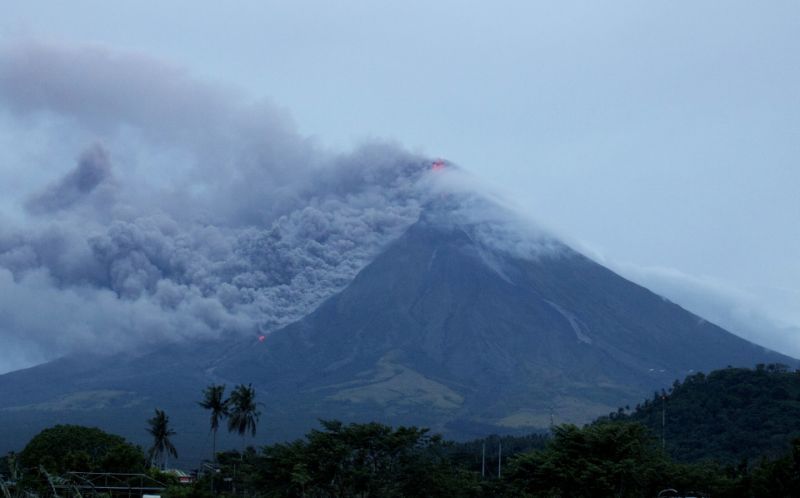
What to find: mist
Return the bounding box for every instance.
[614,262,800,360]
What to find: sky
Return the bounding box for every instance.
[0,1,798,369]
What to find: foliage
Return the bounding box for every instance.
[161,482,214,498]
[10,365,800,497]
[748,437,800,496]
[507,422,669,497]
[504,422,800,498]
[199,384,229,433]
[147,409,178,469]
[11,420,800,498]
[18,425,145,475]
[198,384,229,461]
[610,364,800,463]
[227,383,260,440]
[446,432,549,477]
[220,420,481,497]
[193,419,800,497]
[0,452,20,481]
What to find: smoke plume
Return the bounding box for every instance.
[0,41,565,374]
[25,144,114,214]
[0,42,440,372]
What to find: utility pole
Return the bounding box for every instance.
[497,442,502,479]
[661,394,666,450]
[481,442,486,478]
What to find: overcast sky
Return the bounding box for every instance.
[0,1,798,363]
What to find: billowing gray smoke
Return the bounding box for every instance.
[0,41,444,372]
[25,144,114,214]
[0,41,557,374]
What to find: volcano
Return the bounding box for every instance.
[0,198,794,463]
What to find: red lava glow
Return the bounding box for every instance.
[431,159,446,171]
[258,335,266,342]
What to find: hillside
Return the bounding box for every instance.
[614,364,800,463]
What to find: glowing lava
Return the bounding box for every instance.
[258,335,266,342]
[431,159,446,171]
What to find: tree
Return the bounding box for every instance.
[19,425,145,475]
[507,422,669,497]
[750,437,800,496]
[198,384,229,462]
[2,452,20,482]
[618,365,800,464]
[227,384,260,451]
[249,420,476,498]
[147,409,178,469]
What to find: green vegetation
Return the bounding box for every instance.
[18,425,145,475]
[227,383,260,450]
[4,365,800,496]
[238,420,480,497]
[507,422,667,497]
[189,420,800,497]
[610,363,800,463]
[147,409,179,469]
[3,425,146,498]
[446,432,549,477]
[197,383,261,460]
[198,384,230,462]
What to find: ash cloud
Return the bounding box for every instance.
[0,41,437,372]
[25,144,113,214]
[0,41,560,374]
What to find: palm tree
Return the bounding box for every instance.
[227,383,260,453]
[198,384,229,462]
[147,409,178,469]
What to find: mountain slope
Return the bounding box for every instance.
[214,209,796,435]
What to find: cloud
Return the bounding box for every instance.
[615,263,800,360]
[415,161,570,259]
[0,41,278,144]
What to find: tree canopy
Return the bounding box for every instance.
[614,364,800,463]
[147,409,178,469]
[221,420,479,497]
[199,383,229,462]
[507,422,669,497]
[19,425,144,475]
[228,384,260,439]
